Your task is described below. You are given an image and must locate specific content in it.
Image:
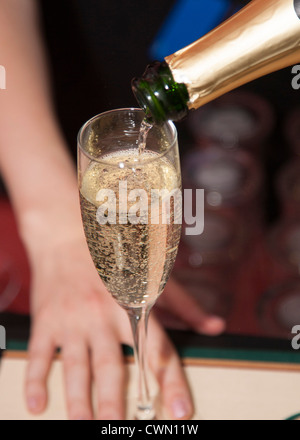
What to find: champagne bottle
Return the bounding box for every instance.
[132,0,300,123]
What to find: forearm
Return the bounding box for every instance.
[0,0,82,254]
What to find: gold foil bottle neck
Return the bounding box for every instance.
[165,0,300,110]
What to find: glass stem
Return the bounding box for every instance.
[128,304,155,420]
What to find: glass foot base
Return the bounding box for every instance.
[135,405,156,421]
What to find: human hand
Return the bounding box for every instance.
[24,234,196,420]
[155,277,226,335]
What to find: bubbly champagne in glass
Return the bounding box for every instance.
[78,109,182,419]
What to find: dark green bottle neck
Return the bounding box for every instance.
[131,61,189,124]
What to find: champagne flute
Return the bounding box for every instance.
[78,108,182,420]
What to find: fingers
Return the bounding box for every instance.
[26,315,126,420]
[25,323,55,414]
[159,278,226,335]
[26,308,194,421]
[62,333,93,420]
[90,327,126,420]
[148,317,193,420]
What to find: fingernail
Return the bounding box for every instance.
[171,399,189,419]
[199,316,226,335]
[27,396,40,412]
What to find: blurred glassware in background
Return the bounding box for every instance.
[173,209,248,320]
[180,210,247,272]
[267,219,300,285]
[186,91,274,154]
[182,145,264,228]
[175,141,266,322]
[0,252,21,312]
[258,278,300,339]
[277,159,300,220]
[283,107,300,156]
[257,217,300,338]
